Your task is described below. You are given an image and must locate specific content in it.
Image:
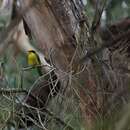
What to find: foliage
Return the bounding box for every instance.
[0,0,130,130]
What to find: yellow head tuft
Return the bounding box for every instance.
[27,50,41,66]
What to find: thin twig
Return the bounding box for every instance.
[22,103,74,130]
[0,89,27,95]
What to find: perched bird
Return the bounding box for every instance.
[27,50,42,76]
[17,50,61,128]
[27,50,61,95]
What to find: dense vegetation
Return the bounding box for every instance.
[0,0,130,130]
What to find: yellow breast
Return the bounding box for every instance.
[28,52,39,66]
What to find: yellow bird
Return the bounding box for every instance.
[27,50,42,76]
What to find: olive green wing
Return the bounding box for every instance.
[35,52,43,76]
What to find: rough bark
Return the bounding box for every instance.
[13,0,130,129]
[17,0,91,128]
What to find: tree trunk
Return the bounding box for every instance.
[15,0,130,129]
[16,0,103,128]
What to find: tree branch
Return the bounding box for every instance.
[80,29,130,63]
